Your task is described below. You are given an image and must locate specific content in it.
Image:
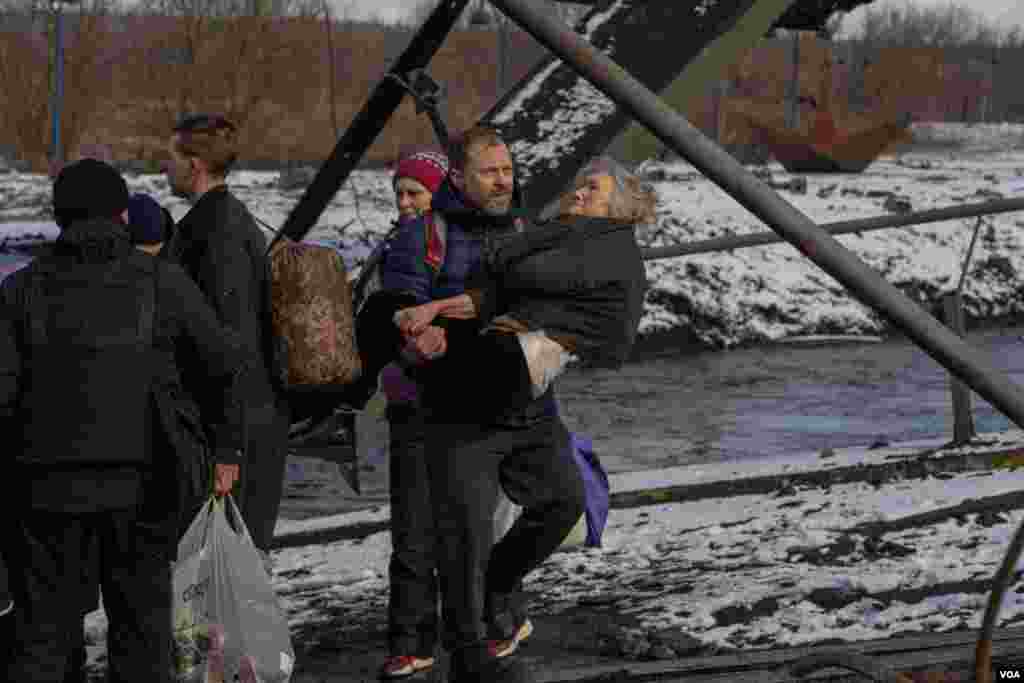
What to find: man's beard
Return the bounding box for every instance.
[480,193,513,216]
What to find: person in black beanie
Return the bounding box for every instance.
[0,158,247,682]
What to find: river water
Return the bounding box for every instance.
[556,325,1024,471]
[279,324,1024,520]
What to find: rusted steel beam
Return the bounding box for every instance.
[640,196,1024,261]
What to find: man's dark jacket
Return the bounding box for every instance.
[0,218,246,512]
[163,186,280,422]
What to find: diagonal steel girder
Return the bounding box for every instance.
[489,0,1024,430]
[484,0,794,214]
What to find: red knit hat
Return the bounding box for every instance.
[393,148,449,195]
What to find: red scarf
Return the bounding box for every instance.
[424,214,444,272]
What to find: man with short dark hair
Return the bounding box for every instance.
[0,158,246,682]
[162,114,290,555]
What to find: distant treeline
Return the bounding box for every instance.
[0,3,1022,172]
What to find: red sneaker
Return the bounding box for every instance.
[379,654,435,679]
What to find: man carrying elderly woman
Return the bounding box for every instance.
[359,128,654,682]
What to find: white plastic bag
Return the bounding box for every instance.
[172,497,295,683]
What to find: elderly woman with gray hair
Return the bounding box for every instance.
[394,156,655,412]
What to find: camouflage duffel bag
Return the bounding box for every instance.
[268,238,362,390]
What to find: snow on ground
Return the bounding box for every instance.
[87,430,1024,661]
[72,431,1024,665]
[6,124,1024,349]
[637,142,1024,346]
[537,470,1024,649]
[269,434,1024,652]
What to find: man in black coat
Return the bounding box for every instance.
[0,158,246,682]
[162,113,290,554]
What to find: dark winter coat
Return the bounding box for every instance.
[0,218,246,511]
[163,186,281,420]
[481,215,647,367]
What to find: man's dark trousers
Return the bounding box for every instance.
[4,506,174,683]
[238,398,291,551]
[387,404,441,657]
[425,414,585,653]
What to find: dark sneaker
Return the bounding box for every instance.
[0,599,12,617]
[489,618,533,659]
[379,654,435,679]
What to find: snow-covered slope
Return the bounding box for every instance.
[638,142,1024,347]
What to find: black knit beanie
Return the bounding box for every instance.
[52,158,130,230]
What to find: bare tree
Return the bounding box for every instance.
[135,0,318,17]
[126,0,323,162]
[0,0,121,170]
[452,0,585,30]
[1004,25,1024,50]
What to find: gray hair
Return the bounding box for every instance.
[573,156,658,224]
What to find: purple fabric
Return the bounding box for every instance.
[380,363,419,405]
[568,433,610,548]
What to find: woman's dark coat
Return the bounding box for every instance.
[481,215,647,367]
